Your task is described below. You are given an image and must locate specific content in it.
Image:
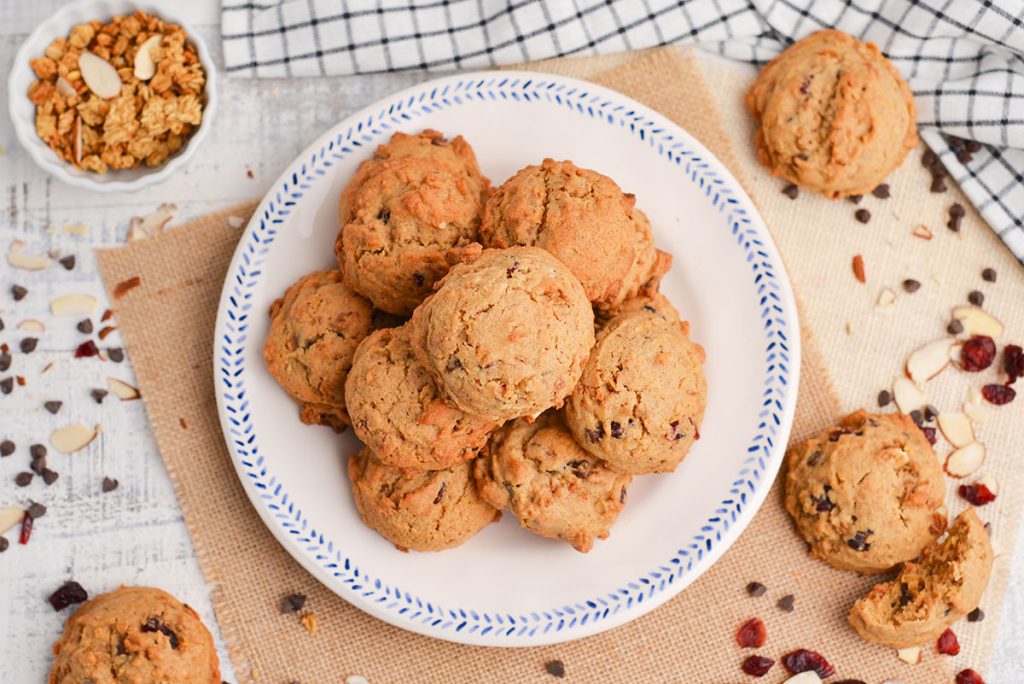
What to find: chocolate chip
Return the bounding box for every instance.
[433,481,446,504]
[899,582,913,607]
[91,388,108,403]
[848,194,863,204]
[610,421,624,439]
[814,485,834,512]
[30,456,46,475]
[950,203,966,218]
[445,357,463,373]
[76,319,93,334]
[909,410,923,426]
[806,450,822,466]
[506,260,520,278]
[902,279,921,293]
[566,460,593,479]
[0,537,7,552]
[947,319,964,335]
[44,401,62,414]
[15,472,33,487]
[877,390,892,407]
[102,477,119,493]
[20,338,38,354]
[585,425,604,443]
[967,607,985,622]
[42,469,58,486]
[413,272,425,287]
[931,176,947,193]
[776,594,795,612]
[280,593,307,614]
[30,444,46,460]
[141,617,180,648]
[27,502,46,519]
[981,267,997,283]
[107,347,125,363]
[377,208,390,223]
[48,581,88,611]
[0,377,13,394]
[871,183,890,199]
[781,183,799,199]
[847,530,872,551]
[11,285,27,301]
[59,255,76,270]
[947,216,962,232]
[968,290,984,306]
[545,660,566,678]
[924,405,939,422]
[746,581,767,597]
[0,440,14,456]
[854,208,871,224]
[0,352,10,372]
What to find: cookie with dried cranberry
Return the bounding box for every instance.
[348,446,499,551]
[474,411,631,552]
[480,159,639,305]
[849,508,994,647]
[263,269,374,430]
[345,324,496,471]
[564,302,706,474]
[745,29,918,198]
[784,410,947,574]
[409,246,594,422]
[49,586,220,684]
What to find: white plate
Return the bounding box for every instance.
[214,71,800,647]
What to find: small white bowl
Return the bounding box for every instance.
[8,0,218,193]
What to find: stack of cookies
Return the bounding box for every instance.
[264,130,708,553]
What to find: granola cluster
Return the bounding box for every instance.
[27,11,206,173]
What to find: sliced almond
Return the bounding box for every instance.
[852,255,866,283]
[952,306,1004,339]
[977,472,999,496]
[78,52,122,99]
[946,442,985,478]
[938,412,974,448]
[64,224,89,236]
[912,224,933,240]
[51,293,99,316]
[16,319,45,332]
[133,34,162,81]
[893,376,927,414]
[7,239,52,270]
[784,673,822,684]
[949,343,964,368]
[106,377,141,401]
[906,339,952,383]
[896,645,921,665]
[73,116,82,164]
[0,506,25,535]
[127,204,176,242]
[968,386,983,405]
[964,401,989,424]
[875,287,896,312]
[50,422,99,454]
[227,215,245,229]
[55,75,77,98]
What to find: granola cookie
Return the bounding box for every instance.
[784,410,947,574]
[474,411,631,552]
[263,269,374,430]
[348,447,499,551]
[409,247,595,422]
[745,29,918,198]
[480,159,639,305]
[564,302,706,474]
[345,325,496,471]
[336,156,487,315]
[49,586,219,684]
[338,129,488,225]
[849,508,994,648]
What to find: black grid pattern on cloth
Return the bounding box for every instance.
[220,0,1024,261]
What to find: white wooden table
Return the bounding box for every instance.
[1,2,1020,682]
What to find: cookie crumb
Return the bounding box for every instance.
[299,611,318,634]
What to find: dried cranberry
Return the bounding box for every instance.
[937,628,960,655]
[1004,344,1024,382]
[782,649,835,678]
[961,336,996,372]
[981,383,1015,405]
[667,420,685,441]
[48,581,88,611]
[75,340,100,358]
[736,617,767,648]
[956,669,985,684]
[959,483,997,506]
[920,426,937,445]
[814,485,834,512]
[847,530,873,551]
[19,512,33,544]
[610,421,624,439]
[741,655,775,677]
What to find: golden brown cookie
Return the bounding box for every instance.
[49,586,219,684]
[480,159,638,305]
[594,209,671,318]
[348,446,499,551]
[784,410,948,574]
[263,269,374,430]
[409,246,595,422]
[474,411,631,552]
[564,301,706,474]
[345,325,496,471]
[745,29,918,198]
[849,508,994,648]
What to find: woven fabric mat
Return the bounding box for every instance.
[94,48,1021,682]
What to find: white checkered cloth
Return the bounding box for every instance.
[221,0,1024,262]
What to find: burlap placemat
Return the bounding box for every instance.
[92,48,1017,682]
